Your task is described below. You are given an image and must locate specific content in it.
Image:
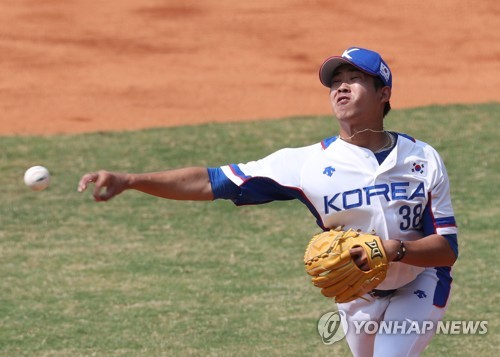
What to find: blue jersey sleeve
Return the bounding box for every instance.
[442,233,458,258]
[207,167,241,200]
[207,166,300,204]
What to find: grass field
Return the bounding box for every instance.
[1,103,498,356]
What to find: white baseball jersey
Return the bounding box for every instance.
[211,132,458,295]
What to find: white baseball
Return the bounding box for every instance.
[24,166,50,191]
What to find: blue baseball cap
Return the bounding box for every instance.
[319,47,392,88]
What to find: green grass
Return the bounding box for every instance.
[0,103,498,356]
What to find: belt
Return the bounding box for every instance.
[369,289,397,298]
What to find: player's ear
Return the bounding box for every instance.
[379,86,391,104]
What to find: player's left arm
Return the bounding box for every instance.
[351,234,456,271]
[382,235,457,267]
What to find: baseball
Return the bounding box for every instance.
[24,166,50,191]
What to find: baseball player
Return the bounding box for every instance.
[78,47,458,356]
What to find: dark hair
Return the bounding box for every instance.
[374,77,391,118]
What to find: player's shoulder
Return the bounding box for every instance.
[271,141,325,155]
[396,132,433,148]
[395,132,443,159]
[260,141,324,165]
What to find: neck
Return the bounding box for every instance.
[339,128,390,152]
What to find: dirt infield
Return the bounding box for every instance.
[0,0,498,136]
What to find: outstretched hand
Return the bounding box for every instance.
[77,170,129,202]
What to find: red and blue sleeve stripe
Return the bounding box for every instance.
[422,196,458,258]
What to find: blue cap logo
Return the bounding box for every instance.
[319,47,392,88]
[342,48,360,60]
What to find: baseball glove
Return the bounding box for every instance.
[304,227,388,303]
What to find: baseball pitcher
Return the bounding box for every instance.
[78,47,458,357]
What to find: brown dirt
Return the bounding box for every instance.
[0,0,499,136]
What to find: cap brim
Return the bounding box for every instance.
[318,56,379,88]
[319,56,350,87]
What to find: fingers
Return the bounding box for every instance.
[92,171,110,201]
[350,247,369,271]
[77,171,113,201]
[77,172,99,193]
[78,170,127,202]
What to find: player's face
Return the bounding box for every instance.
[328,65,388,123]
